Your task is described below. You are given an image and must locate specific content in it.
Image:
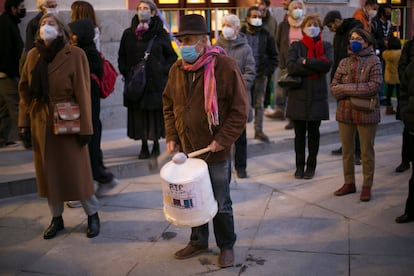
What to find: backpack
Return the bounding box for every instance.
[91,54,118,99]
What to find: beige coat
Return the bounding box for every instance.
[18,43,94,203]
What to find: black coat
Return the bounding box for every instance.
[25,12,42,53]
[331,18,363,80]
[240,25,278,76]
[285,39,333,121]
[0,12,24,78]
[118,15,177,110]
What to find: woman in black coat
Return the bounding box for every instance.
[118,0,177,158]
[285,14,333,179]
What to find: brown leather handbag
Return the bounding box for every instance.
[53,102,80,135]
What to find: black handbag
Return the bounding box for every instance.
[124,36,156,103]
[277,69,302,89]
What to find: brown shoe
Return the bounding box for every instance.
[218,248,234,268]
[174,244,208,259]
[360,186,371,202]
[385,106,396,115]
[334,183,356,196]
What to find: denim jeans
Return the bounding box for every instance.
[252,75,267,133]
[189,158,236,250]
[274,68,287,112]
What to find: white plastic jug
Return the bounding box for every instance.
[160,155,218,227]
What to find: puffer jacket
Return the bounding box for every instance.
[382,49,401,85]
[215,33,256,91]
[331,46,383,124]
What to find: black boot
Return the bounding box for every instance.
[151,141,160,157]
[87,213,100,238]
[139,141,150,159]
[43,216,64,240]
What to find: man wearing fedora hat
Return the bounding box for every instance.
[163,14,248,268]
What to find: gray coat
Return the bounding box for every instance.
[285,39,333,121]
[215,33,256,91]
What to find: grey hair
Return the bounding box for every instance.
[221,14,241,29]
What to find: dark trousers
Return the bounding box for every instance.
[189,159,236,250]
[234,128,247,171]
[88,86,112,183]
[385,83,400,106]
[402,128,411,164]
[294,120,321,170]
[405,133,414,216]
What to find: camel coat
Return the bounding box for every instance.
[18,43,94,204]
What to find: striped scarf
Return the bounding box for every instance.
[182,46,226,133]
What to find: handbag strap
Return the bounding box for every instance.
[143,35,157,61]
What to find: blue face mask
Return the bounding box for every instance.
[180,40,200,63]
[350,41,363,53]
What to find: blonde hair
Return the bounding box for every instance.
[287,0,306,16]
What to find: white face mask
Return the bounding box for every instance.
[303,26,320,38]
[250,18,262,27]
[46,8,59,14]
[40,24,58,42]
[292,8,303,20]
[222,26,236,40]
[368,9,377,18]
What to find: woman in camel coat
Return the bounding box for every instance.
[18,13,100,240]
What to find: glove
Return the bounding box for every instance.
[78,135,92,146]
[19,127,32,149]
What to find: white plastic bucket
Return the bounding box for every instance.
[160,157,218,227]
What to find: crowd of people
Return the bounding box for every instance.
[1,0,414,269]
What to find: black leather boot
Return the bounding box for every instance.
[43,216,64,240]
[87,213,100,238]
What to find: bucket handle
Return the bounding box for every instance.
[188,146,211,158]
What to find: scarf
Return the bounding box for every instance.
[302,34,328,80]
[182,46,226,133]
[30,37,65,102]
[135,22,149,40]
[288,16,303,28]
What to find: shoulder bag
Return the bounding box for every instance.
[124,36,157,103]
[53,102,81,135]
[350,97,377,112]
[277,68,302,89]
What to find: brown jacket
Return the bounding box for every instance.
[331,47,382,125]
[18,43,94,203]
[163,54,248,162]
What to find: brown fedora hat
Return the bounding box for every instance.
[174,14,209,37]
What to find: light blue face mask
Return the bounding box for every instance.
[303,26,320,38]
[180,40,201,63]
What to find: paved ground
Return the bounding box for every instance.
[1,102,414,275]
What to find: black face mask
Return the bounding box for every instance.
[17,8,26,18]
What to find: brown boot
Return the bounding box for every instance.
[360,186,371,202]
[218,248,234,268]
[334,183,356,196]
[174,244,208,259]
[385,106,396,115]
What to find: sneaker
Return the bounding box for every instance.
[96,178,120,197]
[66,201,82,208]
[266,109,285,120]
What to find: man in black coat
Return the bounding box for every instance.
[323,10,363,80]
[0,0,25,147]
[241,6,278,143]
